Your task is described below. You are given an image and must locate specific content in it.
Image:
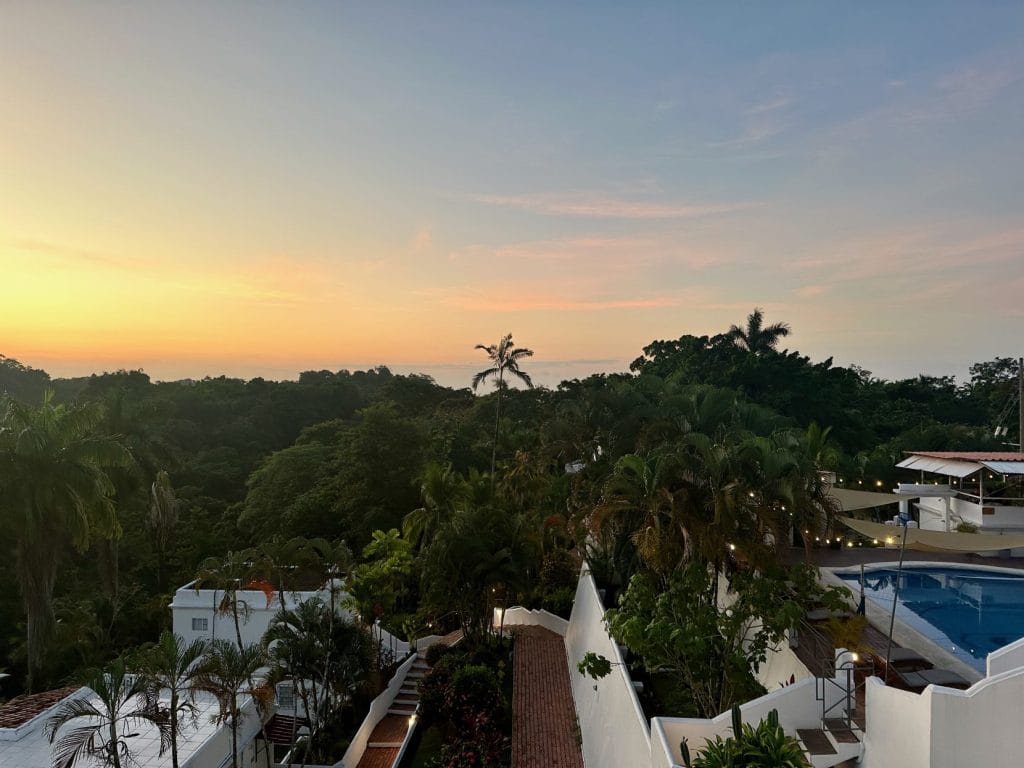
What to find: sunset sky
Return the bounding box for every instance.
[2,3,1023,388]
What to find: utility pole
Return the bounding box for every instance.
[1019,357,1023,451]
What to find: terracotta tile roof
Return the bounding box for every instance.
[512,626,583,768]
[908,451,1024,461]
[0,687,79,729]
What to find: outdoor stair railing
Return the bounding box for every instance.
[799,619,874,731]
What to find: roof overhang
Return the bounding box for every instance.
[896,455,983,477]
[897,452,1024,478]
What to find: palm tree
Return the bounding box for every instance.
[46,657,171,768]
[472,334,534,477]
[727,308,791,355]
[195,640,269,768]
[0,392,131,691]
[139,631,208,768]
[195,550,257,650]
[594,452,683,579]
[402,462,464,549]
[148,471,180,593]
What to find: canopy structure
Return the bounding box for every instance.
[896,451,1024,478]
[839,516,1024,552]
[829,487,902,512]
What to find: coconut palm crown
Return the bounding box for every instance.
[473,334,534,477]
[727,308,791,355]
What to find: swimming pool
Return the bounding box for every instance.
[835,565,1024,672]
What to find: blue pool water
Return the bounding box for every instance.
[835,566,1024,672]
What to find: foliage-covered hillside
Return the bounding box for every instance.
[0,316,1018,697]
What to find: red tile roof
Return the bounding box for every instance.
[0,686,78,729]
[907,451,1024,461]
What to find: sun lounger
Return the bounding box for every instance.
[805,608,853,622]
[881,647,934,672]
[895,667,971,692]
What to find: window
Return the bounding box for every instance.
[192,617,209,632]
[277,683,295,710]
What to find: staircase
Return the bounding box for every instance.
[388,653,429,716]
[795,650,871,767]
[356,631,463,768]
[796,718,863,768]
[355,652,430,768]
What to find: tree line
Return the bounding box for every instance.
[0,314,1018,701]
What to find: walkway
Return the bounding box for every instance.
[511,626,584,768]
[355,629,464,768]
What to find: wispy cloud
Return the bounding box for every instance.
[448,234,735,273]
[440,292,681,312]
[794,284,829,298]
[411,225,433,253]
[825,54,1024,145]
[707,124,786,149]
[787,224,1024,286]
[3,238,146,271]
[472,191,759,220]
[747,96,793,115]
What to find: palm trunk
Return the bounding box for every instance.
[18,538,59,693]
[231,713,239,768]
[232,595,244,650]
[490,371,504,480]
[110,719,122,768]
[170,690,180,768]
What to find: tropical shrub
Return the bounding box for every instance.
[681,707,809,768]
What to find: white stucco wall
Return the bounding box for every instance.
[565,567,651,768]
[987,636,1024,677]
[170,583,344,648]
[862,678,931,768]
[337,652,417,768]
[501,606,569,636]
[755,633,813,692]
[654,672,849,768]
[864,665,1024,768]
[183,696,266,768]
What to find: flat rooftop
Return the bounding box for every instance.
[0,688,230,768]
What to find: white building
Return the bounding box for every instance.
[170,579,344,648]
[0,686,267,768]
[895,451,1024,554]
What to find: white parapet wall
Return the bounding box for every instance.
[564,566,651,768]
[336,652,418,768]
[863,665,1024,768]
[652,664,852,768]
[755,632,813,691]
[987,635,1024,677]
[501,606,569,636]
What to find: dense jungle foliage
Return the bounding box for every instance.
[0,318,1018,700]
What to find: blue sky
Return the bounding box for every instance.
[1,2,1022,386]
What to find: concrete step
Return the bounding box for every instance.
[406,670,427,679]
[367,741,404,748]
[393,697,419,706]
[822,718,860,744]
[796,726,862,768]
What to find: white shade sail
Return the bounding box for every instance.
[839,516,1024,552]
